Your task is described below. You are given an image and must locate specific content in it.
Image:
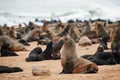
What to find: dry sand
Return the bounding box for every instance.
[0,42,120,80]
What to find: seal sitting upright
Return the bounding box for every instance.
[60,36,98,74]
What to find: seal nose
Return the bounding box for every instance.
[63,37,68,41]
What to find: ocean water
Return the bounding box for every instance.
[0,0,120,26]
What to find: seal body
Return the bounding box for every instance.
[26,41,53,62]
[0,35,27,51]
[60,37,98,74]
[111,27,120,51]
[25,47,42,62]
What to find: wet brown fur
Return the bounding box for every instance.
[60,36,98,73]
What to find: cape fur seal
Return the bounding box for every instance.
[81,44,104,60]
[57,24,80,42]
[79,36,92,47]
[98,36,110,49]
[26,41,53,61]
[37,41,53,61]
[6,27,17,39]
[60,36,98,74]
[0,65,23,74]
[22,28,40,42]
[25,47,42,62]
[111,27,120,51]
[51,39,64,59]
[81,44,119,65]
[0,35,27,51]
[89,52,117,65]
[95,22,109,37]
[0,43,18,56]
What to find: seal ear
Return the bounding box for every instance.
[60,62,73,74]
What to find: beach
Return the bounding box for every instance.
[0,0,120,80]
[0,41,120,80]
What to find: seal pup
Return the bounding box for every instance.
[37,41,53,61]
[26,41,53,61]
[98,36,110,49]
[60,36,98,74]
[25,47,42,62]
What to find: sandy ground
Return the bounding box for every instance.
[0,42,120,80]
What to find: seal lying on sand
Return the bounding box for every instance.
[22,28,40,42]
[89,52,117,65]
[0,43,18,56]
[78,36,92,47]
[26,41,53,61]
[25,47,42,62]
[36,41,53,61]
[0,35,27,51]
[60,36,98,74]
[0,65,23,74]
[81,44,119,65]
[81,44,104,60]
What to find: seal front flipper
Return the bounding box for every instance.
[0,66,23,74]
[60,62,73,74]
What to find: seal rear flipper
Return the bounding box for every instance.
[60,62,73,74]
[72,63,98,73]
[85,64,98,73]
